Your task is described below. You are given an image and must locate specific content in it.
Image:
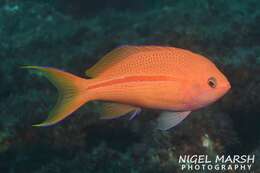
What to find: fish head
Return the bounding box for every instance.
[183,59,231,110]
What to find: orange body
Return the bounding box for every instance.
[25,45,231,127]
[85,46,229,111]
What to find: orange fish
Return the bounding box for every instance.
[24,45,231,130]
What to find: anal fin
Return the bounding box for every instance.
[100,102,141,120]
[129,109,141,120]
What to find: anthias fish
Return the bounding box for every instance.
[24,45,231,130]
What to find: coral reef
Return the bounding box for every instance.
[0,0,259,172]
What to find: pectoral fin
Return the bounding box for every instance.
[100,102,141,119]
[156,111,191,130]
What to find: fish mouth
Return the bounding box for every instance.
[227,81,231,90]
[217,81,231,100]
[224,81,231,92]
[219,79,231,92]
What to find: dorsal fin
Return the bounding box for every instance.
[85,45,168,78]
[85,46,138,77]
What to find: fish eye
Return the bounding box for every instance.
[208,77,217,88]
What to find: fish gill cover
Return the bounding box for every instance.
[0,0,260,173]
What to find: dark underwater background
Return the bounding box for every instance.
[0,0,260,172]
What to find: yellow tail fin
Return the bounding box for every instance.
[23,66,90,127]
